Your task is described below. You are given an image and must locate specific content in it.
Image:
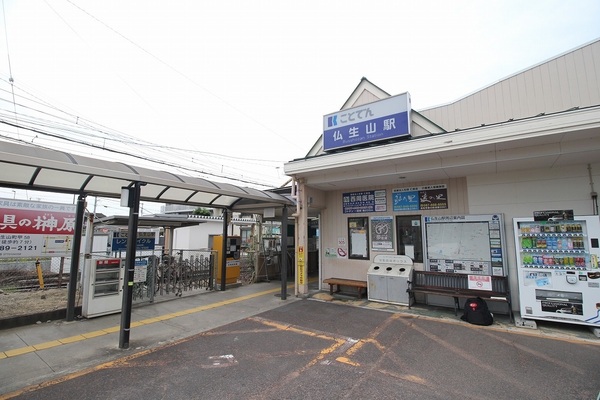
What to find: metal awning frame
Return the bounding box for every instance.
[0,141,293,348]
[0,141,293,211]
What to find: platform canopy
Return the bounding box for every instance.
[0,141,293,212]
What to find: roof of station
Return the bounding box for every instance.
[0,141,293,211]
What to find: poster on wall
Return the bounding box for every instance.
[0,198,76,258]
[348,217,369,260]
[392,184,448,211]
[370,216,394,251]
[343,190,387,213]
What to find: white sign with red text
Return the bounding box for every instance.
[0,199,77,258]
[467,275,493,291]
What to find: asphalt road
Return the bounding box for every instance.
[4,299,600,400]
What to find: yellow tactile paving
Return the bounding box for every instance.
[0,285,286,359]
[4,346,36,357]
[58,335,86,344]
[137,317,162,325]
[33,340,62,351]
[82,330,109,339]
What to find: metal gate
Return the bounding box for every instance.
[132,249,215,302]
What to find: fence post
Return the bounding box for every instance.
[35,258,45,289]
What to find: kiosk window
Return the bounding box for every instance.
[348,217,369,260]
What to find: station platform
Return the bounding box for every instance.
[1,280,599,398]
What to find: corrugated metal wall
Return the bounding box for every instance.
[419,40,600,131]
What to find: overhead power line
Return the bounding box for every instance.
[64,0,298,149]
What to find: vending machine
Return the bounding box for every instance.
[82,258,125,318]
[513,215,600,330]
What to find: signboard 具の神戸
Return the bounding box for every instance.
[0,199,76,258]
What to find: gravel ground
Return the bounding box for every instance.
[0,288,79,319]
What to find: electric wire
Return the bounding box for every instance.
[0,77,287,165]
[0,79,284,188]
[0,3,290,189]
[1,0,19,139]
[0,83,285,188]
[63,0,298,148]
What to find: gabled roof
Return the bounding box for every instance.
[300,77,445,159]
[340,77,391,109]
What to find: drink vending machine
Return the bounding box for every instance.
[513,216,600,332]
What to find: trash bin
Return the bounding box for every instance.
[367,263,390,303]
[367,255,413,306]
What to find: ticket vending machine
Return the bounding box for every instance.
[212,236,241,285]
[82,258,125,318]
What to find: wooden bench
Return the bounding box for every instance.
[323,278,368,299]
[408,270,514,322]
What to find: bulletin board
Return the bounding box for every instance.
[423,214,507,276]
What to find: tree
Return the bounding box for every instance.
[193,207,211,216]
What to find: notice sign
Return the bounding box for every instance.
[0,198,76,258]
[343,190,387,214]
[468,275,492,291]
[393,185,448,211]
[297,246,305,285]
[134,258,148,283]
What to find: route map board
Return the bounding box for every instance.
[423,214,506,276]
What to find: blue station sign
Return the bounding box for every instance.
[323,92,411,151]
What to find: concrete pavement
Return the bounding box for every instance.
[1,281,599,399]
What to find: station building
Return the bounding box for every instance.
[284,38,600,314]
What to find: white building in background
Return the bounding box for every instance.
[172,215,256,250]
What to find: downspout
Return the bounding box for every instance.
[588,164,598,215]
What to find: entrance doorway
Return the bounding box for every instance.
[396,215,423,263]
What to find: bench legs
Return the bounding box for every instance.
[453,297,460,316]
[328,284,365,299]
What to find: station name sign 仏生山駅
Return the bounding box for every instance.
[323,92,411,152]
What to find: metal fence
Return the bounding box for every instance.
[133,249,215,302]
[0,249,216,297]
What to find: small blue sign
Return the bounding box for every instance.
[392,190,420,211]
[111,237,156,251]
